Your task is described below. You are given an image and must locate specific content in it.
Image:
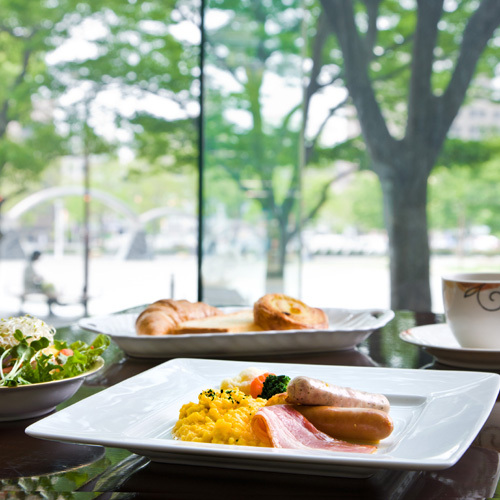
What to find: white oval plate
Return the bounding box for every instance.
[78,308,394,359]
[0,358,104,422]
[400,324,500,369]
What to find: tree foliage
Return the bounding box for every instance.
[430,137,500,234]
[1,0,499,309]
[0,1,69,197]
[0,0,200,195]
[317,0,500,309]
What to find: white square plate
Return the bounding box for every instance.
[78,308,394,358]
[26,358,500,476]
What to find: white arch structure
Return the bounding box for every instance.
[3,186,146,259]
[6,186,139,224]
[139,206,196,225]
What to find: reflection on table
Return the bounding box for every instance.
[0,416,105,479]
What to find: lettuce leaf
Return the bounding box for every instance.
[0,331,110,387]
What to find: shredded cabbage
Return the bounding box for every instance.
[0,315,55,349]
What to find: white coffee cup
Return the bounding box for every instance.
[442,273,500,349]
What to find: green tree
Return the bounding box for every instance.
[429,138,500,239]
[0,1,68,200]
[48,0,199,168]
[203,0,500,307]
[203,1,369,288]
[319,0,500,309]
[0,0,199,194]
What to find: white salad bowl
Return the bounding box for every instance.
[0,357,104,422]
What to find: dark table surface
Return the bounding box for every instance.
[1,310,500,500]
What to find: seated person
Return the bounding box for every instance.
[23,251,58,314]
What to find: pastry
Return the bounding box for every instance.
[175,310,262,334]
[253,293,328,331]
[135,299,222,336]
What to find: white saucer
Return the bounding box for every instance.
[400,324,500,369]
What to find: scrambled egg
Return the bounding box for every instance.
[172,388,269,447]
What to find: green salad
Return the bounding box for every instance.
[0,315,110,387]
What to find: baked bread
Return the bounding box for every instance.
[175,310,262,334]
[136,299,222,336]
[253,293,328,331]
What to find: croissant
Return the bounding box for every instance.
[253,293,328,331]
[135,299,222,336]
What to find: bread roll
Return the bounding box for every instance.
[253,294,328,331]
[175,310,261,334]
[135,299,222,336]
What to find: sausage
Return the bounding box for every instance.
[287,376,390,413]
[294,405,394,443]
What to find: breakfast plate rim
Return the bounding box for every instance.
[25,357,500,474]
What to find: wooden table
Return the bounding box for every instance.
[1,311,499,499]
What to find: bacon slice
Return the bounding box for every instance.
[251,405,376,454]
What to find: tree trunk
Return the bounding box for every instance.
[318,0,500,312]
[379,165,431,311]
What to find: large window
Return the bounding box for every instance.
[0,1,498,317]
[202,2,305,305]
[0,1,201,317]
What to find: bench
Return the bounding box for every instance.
[17,292,55,315]
[17,292,87,316]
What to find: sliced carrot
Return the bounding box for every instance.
[250,372,273,399]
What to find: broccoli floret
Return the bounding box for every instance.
[259,374,291,399]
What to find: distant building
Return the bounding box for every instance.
[449,99,500,140]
